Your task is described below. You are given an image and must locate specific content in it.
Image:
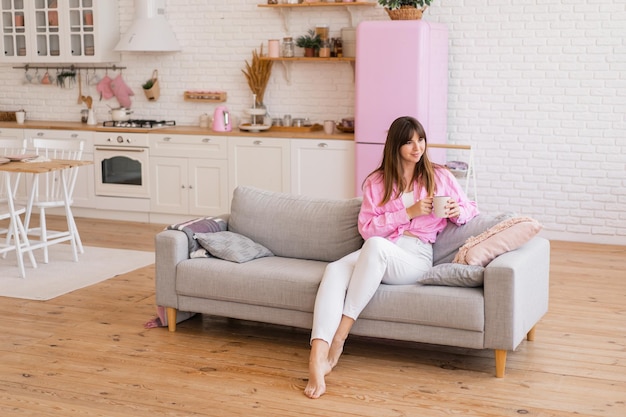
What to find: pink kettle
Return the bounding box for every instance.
[212,106,232,132]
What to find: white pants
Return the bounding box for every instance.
[310,235,433,345]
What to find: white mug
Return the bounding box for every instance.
[323,120,335,135]
[433,196,450,218]
[15,111,25,124]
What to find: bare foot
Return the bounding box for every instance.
[304,354,332,399]
[328,337,346,369]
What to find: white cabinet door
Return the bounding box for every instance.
[228,136,290,200]
[149,134,229,216]
[150,157,229,216]
[188,158,229,216]
[0,128,24,141]
[291,139,355,200]
[150,156,188,214]
[23,128,95,208]
[0,0,119,63]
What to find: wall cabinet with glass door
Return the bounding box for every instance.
[149,134,229,217]
[1,0,119,63]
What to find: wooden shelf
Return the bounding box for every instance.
[258,2,376,9]
[183,91,227,103]
[260,56,354,62]
[258,1,376,31]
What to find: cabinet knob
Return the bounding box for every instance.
[253,140,262,145]
[202,138,211,143]
[71,133,78,138]
[37,132,44,137]
[181,185,185,189]
[189,185,193,189]
[318,142,328,148]
[163,137,171,142]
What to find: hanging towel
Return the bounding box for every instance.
[110,73,135,108]
[96,75,114,100]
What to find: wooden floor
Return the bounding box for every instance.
[1,216,625,417]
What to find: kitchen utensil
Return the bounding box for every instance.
[87,109,97,125]
[212,106,232,132]
[109,107,133,121]
[77,71,83,104]
[239,123,271,133]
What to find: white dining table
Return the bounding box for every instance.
[0,159,92,278]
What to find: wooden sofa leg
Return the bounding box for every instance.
[166,307,177,332]
[527,325,536,341]
[495,349,507,378]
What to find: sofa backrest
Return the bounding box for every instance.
[228,186,364,262]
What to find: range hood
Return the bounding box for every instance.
[115,0,180,52]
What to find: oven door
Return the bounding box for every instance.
[94,146,150,198]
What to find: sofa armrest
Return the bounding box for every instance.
[155,230,192,308]
[483,236,550,351]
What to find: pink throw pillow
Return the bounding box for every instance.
[453,217,542,266]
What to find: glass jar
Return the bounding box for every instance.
[319,39,331,58]
[282,37,295,58]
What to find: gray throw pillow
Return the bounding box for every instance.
[419,263,485,287]
[195,231,273,263]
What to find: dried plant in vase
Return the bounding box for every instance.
[242,44,273,107]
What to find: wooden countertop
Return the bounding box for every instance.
[0,120,354,141]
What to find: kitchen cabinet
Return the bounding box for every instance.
[0,127,24,141]
[1,0,119,63]
[150,134,229,216]
[24,128,95,209]
[228,136,290,201]
[291,138,355,200]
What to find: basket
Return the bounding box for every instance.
[0,111,20,121]
[143,69,160,101]
[386,6,425,21]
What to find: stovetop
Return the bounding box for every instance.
[102,120,176,129]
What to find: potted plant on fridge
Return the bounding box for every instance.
[296,29,322,57]
[377,0,433,20]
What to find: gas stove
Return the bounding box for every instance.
[102,119,176,129]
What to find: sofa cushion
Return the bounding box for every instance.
[228,186,364,262]
[361,284,485,332]
[419,263,485,287]
[195,231,274,263]
[432,212,514,265]
[176,256,327,313]
[453,216,542,266]
[175,257,485,332]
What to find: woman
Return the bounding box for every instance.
[304,116,479,399]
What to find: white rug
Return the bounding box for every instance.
[0,245,154,301]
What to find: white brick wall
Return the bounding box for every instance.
[0,0,624,244]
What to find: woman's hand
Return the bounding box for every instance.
[407,196,434,219]
[446,199,461,219]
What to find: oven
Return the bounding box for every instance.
[94,132,150,199]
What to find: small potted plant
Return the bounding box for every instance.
[142,70,160,101]
[296,29,322,58]
[378,0,433,20]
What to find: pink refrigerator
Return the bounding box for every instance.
[355,20,449,195]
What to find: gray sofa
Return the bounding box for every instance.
[155,186,550,377]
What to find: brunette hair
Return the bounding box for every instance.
[366,116,439,205]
